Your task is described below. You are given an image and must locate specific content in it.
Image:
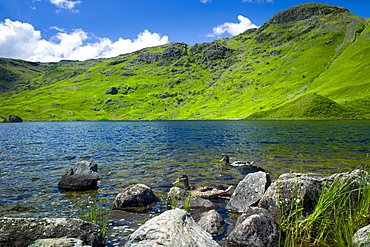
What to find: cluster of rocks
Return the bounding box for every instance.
[1,160,369,247]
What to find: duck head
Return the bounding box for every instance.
[220,155,230,165]
[173,174,191,190]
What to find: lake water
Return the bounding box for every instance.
[0,120,369,245]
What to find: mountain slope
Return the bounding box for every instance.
[0,3,369,121]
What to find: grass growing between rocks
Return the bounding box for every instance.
[278,156,370,247]
[78,200,110,242]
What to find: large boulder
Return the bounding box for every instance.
[0,218,101,247]
[228,207,278,247]
[111,184,159,210]
[58,161,99,191]
[166,187,215,211]
[197,209,224,236]
[227,171,271,212]
[258,172,326,219]
[124,208,220,247]
[353,224,370,247]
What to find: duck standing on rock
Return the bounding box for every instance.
[220,155,265,174]
[173,174,232,199]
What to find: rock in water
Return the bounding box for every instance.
[0,218,101,247]
[166,187,215,211]
[227,171,271,212]
[111,184,159,210]
[197,209,224,236]
[228,207,278,247]
[124,208,220,247]
[58,161,99,191]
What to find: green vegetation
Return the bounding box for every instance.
[78,200,110,242]
[278,156,370,246]
[0,3,369,121]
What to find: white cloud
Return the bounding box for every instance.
[207,15,258,37]
[0,19,169,62]
[49,0,81,10]
[200,0,212,3]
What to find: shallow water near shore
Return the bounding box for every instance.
[0,120,369,245]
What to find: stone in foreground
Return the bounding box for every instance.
[124,208,220,247]
[0,218,101,247]
[228,207,278,247]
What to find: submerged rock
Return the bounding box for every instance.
[227,171,271,212]
[0,217,101,247]
[111,184,159,210]
[58,160,99,191]
[124,208,220,247]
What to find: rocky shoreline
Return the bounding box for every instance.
[1,161,369,246]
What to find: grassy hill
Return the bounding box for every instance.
[0,3,369,121]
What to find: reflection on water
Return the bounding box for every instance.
[0,120,369,244]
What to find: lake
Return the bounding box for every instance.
[0,120,369,245]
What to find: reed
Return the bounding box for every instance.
[78,199,110,242]
[278,156,370,246]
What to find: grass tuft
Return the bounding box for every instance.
[278,155,370,246]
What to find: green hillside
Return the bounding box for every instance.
[1,3,369,121]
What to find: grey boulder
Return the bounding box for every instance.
[0,217,101,247]
[124,208,220,247]
[227,171,271,212]
[111,184,159,210]
[197,209,224,236]
[228,207,278,247]
[353,224,370,247]
[58,161,99,191]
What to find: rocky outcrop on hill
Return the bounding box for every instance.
[2,115,23,123]
[265,3,349,25]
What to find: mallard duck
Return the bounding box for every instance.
[220,155,266,174]
[173,174,232,199]
[219,155,254,167]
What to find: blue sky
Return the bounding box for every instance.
[0,0,369,62]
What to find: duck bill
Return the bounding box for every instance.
[219,157,225,162]
[173,179,181,185]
